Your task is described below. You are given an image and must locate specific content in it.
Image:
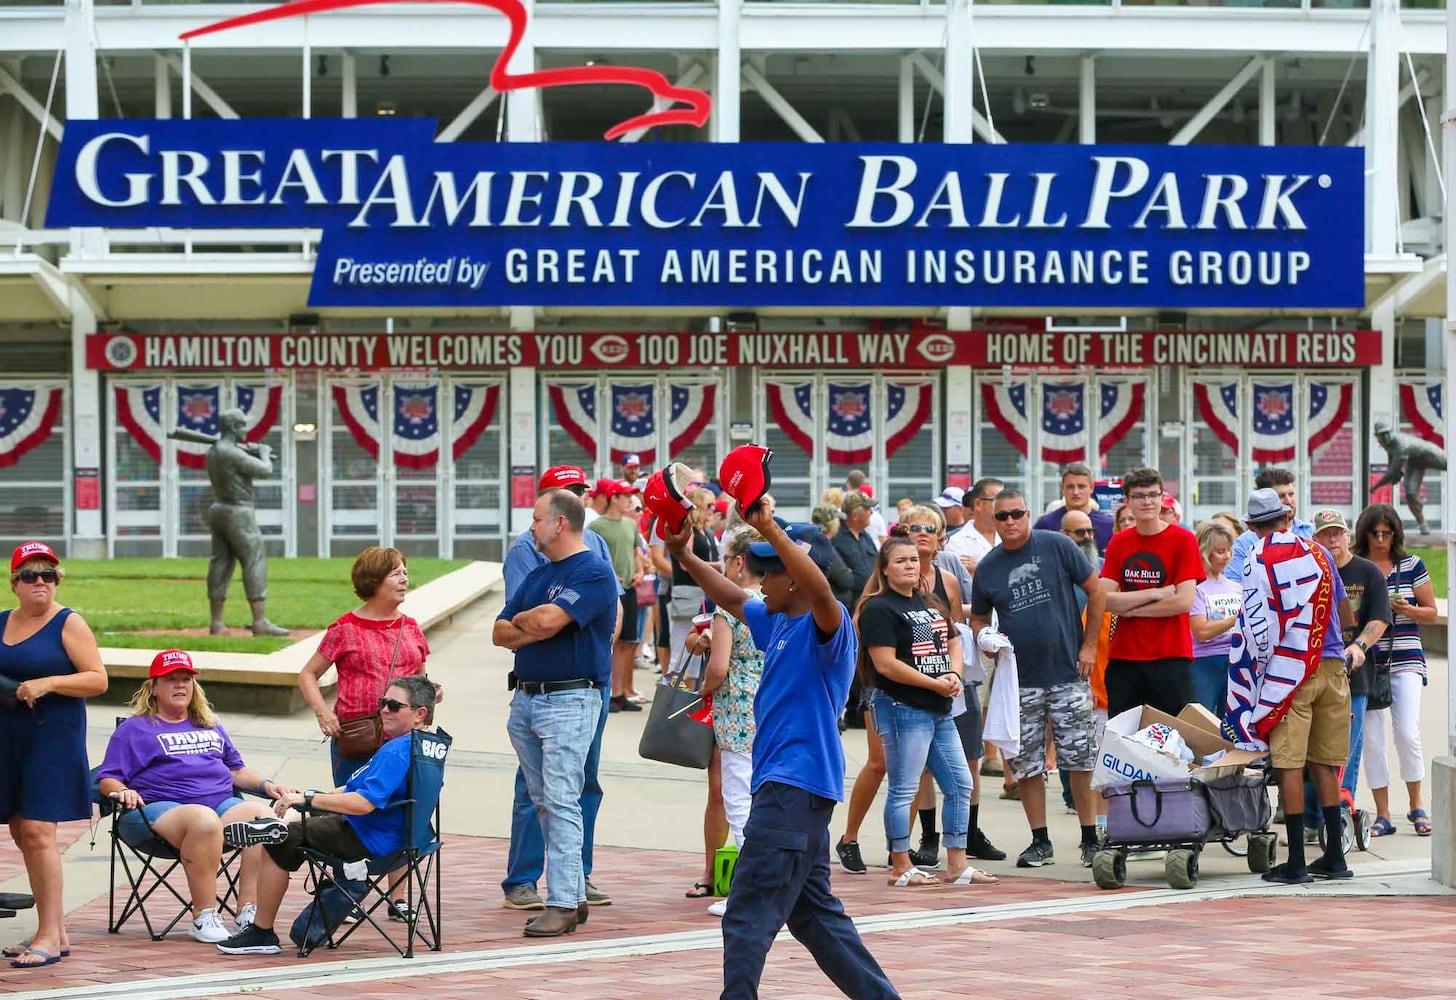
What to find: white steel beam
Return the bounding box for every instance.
[898,55,915,143]
[1446,0,1456,765]
[1079,54,1096,144]
[0,66,63,143]
[1168,55,1266,145]
[621,62,706,143]
[437,85,499,142]
[153,54,171,118]
[1259,57,1275,145]
[161,51,239,120]
[742,62,822,144]
[1348,68,1430,147]
[1367,0,1400,257]
[943,0,974,144]
[909,52,1005,145]
[828,108,862,143]
[714,0,741,142]
[301,19,311,119]
[341,50,357,119]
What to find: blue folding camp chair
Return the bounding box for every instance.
[293,727,450,959]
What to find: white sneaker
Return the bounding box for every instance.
[707,899,727,917]
[233,902,257,934]
[189,908,231,944]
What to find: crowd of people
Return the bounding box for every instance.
[0,450,1440,992]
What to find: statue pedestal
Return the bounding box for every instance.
[1434,757,1456,888]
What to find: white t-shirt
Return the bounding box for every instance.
[943,524,998,568]
[867,509,888,546]
[583,508,600,528]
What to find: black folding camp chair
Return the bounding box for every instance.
[293,727,450,959]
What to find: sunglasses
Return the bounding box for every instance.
[14,569,58,584]
[994,509,1029,522]
[1368,529,1395,539]
[378,697,415,713]
[1066,528,1095,538]
[903,524,938,535]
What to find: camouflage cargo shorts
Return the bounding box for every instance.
[1007,680,1096,781]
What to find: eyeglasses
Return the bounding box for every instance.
[1368,529,1395,539]
[903,523,938,534]
[994,509,1029,522]
[14,569,58,584]
[1127,491,1164,503]
[1066,528,1095,539]
[378,697,413,713]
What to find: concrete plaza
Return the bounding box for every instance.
[2,589,1452,999]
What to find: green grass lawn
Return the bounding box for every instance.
[1411,546,1448,601]
[42,558,469,654]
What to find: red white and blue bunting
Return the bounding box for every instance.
[1193,380,1353,464]
[980,380,1144,463]
[0,385,63,469]
[115,383,281,468]
[550,381,717,465]
[1399,381,1443,449]
[331,382,499,470]
[767,381,931,464]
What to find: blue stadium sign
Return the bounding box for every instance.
[46,118,1365,310]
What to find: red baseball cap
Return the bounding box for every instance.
[11,541,59,574]
[713,496,731,516]
[719,445,773,517]
[149,648,199,678]
[539,466,588,492]
[858,484,875,500]
[588,478,616,498]
[609,480,641,497]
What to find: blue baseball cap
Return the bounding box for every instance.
[747,523,835,573]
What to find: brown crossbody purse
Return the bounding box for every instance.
[334,619,404,760]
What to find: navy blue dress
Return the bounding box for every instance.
[0,608,92,822]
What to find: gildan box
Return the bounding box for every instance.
[1092,704,1265,790]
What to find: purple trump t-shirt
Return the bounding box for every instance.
[98,715,245,808]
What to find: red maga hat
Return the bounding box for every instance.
[10,541,59,574]
[718,445,773,517]
[149,648,199,678]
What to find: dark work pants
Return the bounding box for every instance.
[720,781,899,1000]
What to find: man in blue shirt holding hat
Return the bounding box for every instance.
[667,491,899,1000]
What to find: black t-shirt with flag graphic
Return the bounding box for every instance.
[859,589,954,715]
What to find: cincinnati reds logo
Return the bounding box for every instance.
[916,334,956,365]
[182,0,713,140]
[106,336,139,369]
[590,335,630,364]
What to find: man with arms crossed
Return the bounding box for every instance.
[1099,467,1204,717]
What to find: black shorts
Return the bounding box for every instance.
[266,815,370,872]
[617,591,641,644]
[1105,657,1193,719]
[655,594,671,649]
[954,682,984,761]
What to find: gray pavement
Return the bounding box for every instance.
[3,590,1446,945]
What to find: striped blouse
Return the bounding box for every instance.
[1376,556,1429,677]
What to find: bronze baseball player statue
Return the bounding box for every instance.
[1372,419,1448,535]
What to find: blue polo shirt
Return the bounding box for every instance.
[503,528,619,599]
[498,549,618,686]
[342,733,412,857]
[741,599,857,802]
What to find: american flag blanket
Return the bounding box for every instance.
[1221,531,1334,751]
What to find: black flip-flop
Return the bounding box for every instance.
[685,881,713,899]
[2,941,69,959]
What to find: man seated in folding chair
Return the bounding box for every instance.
[95,650,293,944]
[216,675,444,957]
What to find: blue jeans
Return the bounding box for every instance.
[117,796,244,849]
[1303,691,1368,828]
[502,691,610,894]
[721,781,899,1000]
[1190,654,1229,716]
[505,687,601,910]
[870,690,972,853]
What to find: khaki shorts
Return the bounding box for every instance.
[1269,658,1351,769]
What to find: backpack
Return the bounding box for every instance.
[289,876,362,950]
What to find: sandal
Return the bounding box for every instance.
[1370,816,1397,837]
[942,866,998,886]
[1408,809,1432,837]
[887,867,941,888]
[685,881,713,899]
[1,941,69,959]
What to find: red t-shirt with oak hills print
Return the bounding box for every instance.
[1101,523,1205,661]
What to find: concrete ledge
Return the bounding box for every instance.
[1418,597,1448,656]
[1433,757,1456,889]
[93,561,502,714]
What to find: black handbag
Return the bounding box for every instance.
[0,674,18,711]
[1367,653,1393,711]
[638,652,715,770]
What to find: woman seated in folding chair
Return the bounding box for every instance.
[216,675,438,956]
[96,649,294,944]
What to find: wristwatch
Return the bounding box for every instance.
[1356,640,1369,653]
[304,791,316,812]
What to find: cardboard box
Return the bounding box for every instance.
[1092,704,1265,790]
